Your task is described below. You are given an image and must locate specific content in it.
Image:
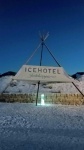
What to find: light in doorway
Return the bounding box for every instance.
[41,94,45,105]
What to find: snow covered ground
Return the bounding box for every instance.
[0,75,84,149]
[0,103,84,150]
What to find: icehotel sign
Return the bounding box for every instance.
[25,66,61,75]
[13,65,72,82]
[25,65,61,79]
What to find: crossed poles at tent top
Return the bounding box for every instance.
[25,33,61,67]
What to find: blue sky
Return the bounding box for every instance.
[0,0,84,75]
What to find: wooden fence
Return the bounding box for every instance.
[0,93,84,105]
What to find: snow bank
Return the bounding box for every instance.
[0,76,84,94]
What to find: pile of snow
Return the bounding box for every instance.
[77,75,84,81]
[0,76,12,93]
[0,75,84,94]
[72,72,84,81]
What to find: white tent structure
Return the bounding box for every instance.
[1,33,84,105]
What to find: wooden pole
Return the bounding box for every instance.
[36,41,44,106]
[72,82,84,97]
[36,81,40,106]
[44,43,61,67]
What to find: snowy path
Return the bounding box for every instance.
[0,103,84,150]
